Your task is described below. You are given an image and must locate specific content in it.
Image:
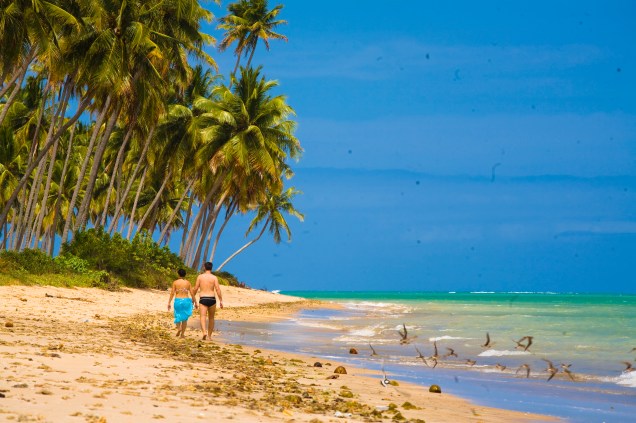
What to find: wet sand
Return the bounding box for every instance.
[0,285,557,422]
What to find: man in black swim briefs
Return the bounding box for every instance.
[193,262,224,340]
[199,296,216,307]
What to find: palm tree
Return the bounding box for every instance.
[180,66,301,265]
[216,187,303,271]
[218,0,287,81]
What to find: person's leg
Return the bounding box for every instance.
[199,304,208,339]
[207,305,217,338]
[178,321,187,337]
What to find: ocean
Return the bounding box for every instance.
[218,292,636,422]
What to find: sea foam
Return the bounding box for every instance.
[341,301,412,314]
[478,349,531,357]
[616,372,636,388]
[428,335,472,342]
[349,324,383,337]
[292,320,342,330]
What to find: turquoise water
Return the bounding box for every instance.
[219,292,636,422]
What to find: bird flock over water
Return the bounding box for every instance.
[366,326,636,385]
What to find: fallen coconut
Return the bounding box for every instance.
[334,365,347,374]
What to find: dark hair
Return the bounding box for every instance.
[204,262,213,271]
[177,269,186,277]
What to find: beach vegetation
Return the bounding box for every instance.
[0,248,59,274]
[0,0,302,285]
[338,389,354,398]
[401,401,419,410]
[0,229,246,289]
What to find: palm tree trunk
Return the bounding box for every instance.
[192,192,227,269]
[0,48,37,128]
[99,125,134,227]
[185,204,207,266]
[230,55,242,88]
[26,78,54,164]
[245,41,258,69]
[18,82,72,249]
[179,198,194,256]
[181,194,210,261]
[181,175,224,260]
[0,92,94,236]
[9,190,26,250]
[27,82,72,248]
[201,208,220,269]
[15,157,47,250]
[0,46,36,99]
[76,101,122,231]
[61,96,112,243]
[190,204,214,268]
[209,201,237,263]
[216,219,269,271]
[107,126,155,234]
[136,168,172,232]
[0,67,29,129]
[1,221,8,249]
[126,167,148,240]
[158,179,195,245]
[29,134,61,248]
[49,124,76,255]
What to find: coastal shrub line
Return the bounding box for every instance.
[0,229,246,290]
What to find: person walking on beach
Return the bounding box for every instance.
[167,269,196,338]
[193,262,224,340]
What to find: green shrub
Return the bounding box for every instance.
[214,270,246,288]
[0,248,59,274]
[54,253,90,273]
[61,228,186,289]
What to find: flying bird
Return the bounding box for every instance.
[622,361,634,373]
[466,359,476,366]
[369,344,379,357]
[398,323,411,344]
[414,346,429,367]
[561,363,575,381]
[481,332,494,348]
[516,364,531,378]
[445,347,458,358]
[431,341,440,359]
[513,336,533,351]
[522,336,534,351]
[542,359,558,382]
[495,363,506,372]
[490,163,501,182]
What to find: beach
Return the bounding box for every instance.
[0,285,554,422]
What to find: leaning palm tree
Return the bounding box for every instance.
[216,187,303,271]
[180,66,301,265]
[218,0,287,81]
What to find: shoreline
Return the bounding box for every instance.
[0,285,557,422]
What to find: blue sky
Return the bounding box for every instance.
[193,1,636,292]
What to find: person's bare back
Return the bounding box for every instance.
[195,272,218,297]
[192,262,223,340]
